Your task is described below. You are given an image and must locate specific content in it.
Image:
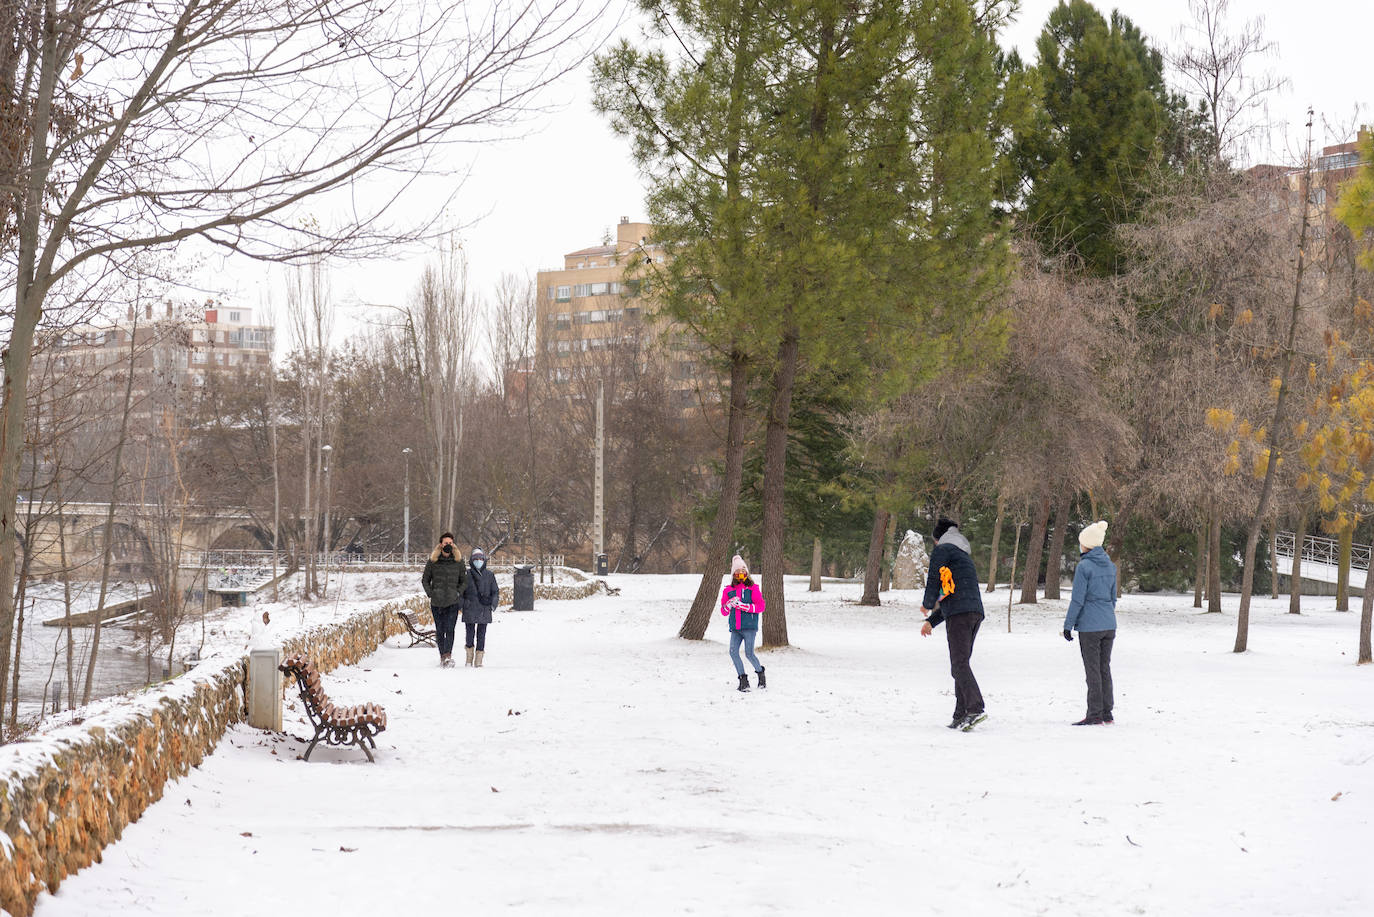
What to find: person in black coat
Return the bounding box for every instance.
[920,517,987,731]
[462,547,500,667]
[421,532,467,668]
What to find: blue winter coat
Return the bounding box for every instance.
[922,529,984,627]
[1064,547,1118,633]
[462,563,500,624]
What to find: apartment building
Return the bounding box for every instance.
[535,217,710,410]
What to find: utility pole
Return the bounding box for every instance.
[594,379,605,572]
[402,447,412,565]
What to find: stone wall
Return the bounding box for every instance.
[0,593,428,917]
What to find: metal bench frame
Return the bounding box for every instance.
[279,655,387,763]
[397,610,437,647]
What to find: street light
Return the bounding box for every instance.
[321,444,333,563]
[402,447,413,565]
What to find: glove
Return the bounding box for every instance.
[1063,629,1073,642]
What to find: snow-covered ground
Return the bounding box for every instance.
[30,576,1374,916]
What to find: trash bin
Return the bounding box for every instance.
[513,565,535,611]
[247,646,283,731]
[595,553,609,576]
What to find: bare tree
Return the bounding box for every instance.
[2,0,603,720]
[1170,0,1288,166]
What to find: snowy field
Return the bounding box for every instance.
[30,575,1374,917]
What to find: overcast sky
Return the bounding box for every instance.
[218,0,1370,353]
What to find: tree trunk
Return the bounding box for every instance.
[986,494,1004,594]
[1288,511,1306,614]
[880,514,896,592]
[1207,501,1223,614]
[760,325,799,648]
[1043,490,1070,600]
[82,318,139,706]
[679,351,749,640]
[1269,525,1279,599]
[809,537,822,592]
[1235,146,1314,653]
[1360,569,1373,664]
[859,508,890,605]
[1337,525,1352,612]
[1018,492,1051,604]
[1193,521,1206,608]
[1006,522,1022,632]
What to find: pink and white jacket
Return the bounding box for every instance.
[719,582,764,632]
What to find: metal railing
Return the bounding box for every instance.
[1274,531,1372,571]
[183,550,568,570]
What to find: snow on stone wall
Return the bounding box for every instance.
[892,530,929,590]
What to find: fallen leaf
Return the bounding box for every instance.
[340,846,357,853]
[491,787,500,793]
[185,799,192,807]
[240,832,253,837]
[1332,791,1343,801]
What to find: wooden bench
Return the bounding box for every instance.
[278,653,387,762]
[397,609,436,647]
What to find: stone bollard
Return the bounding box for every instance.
[247,646,283,731]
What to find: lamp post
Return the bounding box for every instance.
[402,447,412,565]
[320,444,333,564]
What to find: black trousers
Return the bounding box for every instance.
[1078,629,1116,718]
[464,621,488,651]
[432,605,460,655]
[944,612,985,718]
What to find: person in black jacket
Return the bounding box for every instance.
[462,547,500,667]
[421,532,467,668]
[920,517,987,731]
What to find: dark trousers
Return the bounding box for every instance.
[1079,629,1115,718]
[945,612,985,718]
[464,622,488,651]
[432,605,460,655]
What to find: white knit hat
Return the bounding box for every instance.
[1079,521,1108,550]
[731,554,749,575]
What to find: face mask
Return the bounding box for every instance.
[473,559,484,569]
[442,544,453,555]
[734,572,747,582]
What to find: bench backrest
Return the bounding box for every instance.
[280,653,332,710]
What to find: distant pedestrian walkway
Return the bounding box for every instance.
[1274,531,1369,589]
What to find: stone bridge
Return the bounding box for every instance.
[13,501,258,581]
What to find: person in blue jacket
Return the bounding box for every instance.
[1063,520,1118,725]
[920,517,987,730]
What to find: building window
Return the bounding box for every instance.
[556,285,571,302]
[556,340,571,353]
[228,311,242,322]
[192,351,207,364]
[554,312,571,330]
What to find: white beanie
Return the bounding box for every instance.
[1079,521,1108,550]
[731,554,749,576]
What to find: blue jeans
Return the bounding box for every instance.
[729,629,761,676]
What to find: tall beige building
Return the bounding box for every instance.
[536,217,709,411]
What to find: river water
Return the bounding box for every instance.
[9,581,159,722]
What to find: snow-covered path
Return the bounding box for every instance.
[32,577,1374,916]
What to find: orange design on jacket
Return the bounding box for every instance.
[939,566,955,597]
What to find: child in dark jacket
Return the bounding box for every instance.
[720,554,766,692]
[920,518,987,730]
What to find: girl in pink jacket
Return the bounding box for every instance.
[720,554,766,692]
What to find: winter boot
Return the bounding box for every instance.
[755,667,766,689]
[1072,715,1104,726]
[440,653,453,669]
[474,650,484,668]
[465,646,475,667]
[1102,711,1114,724]
[737,673,750,693]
